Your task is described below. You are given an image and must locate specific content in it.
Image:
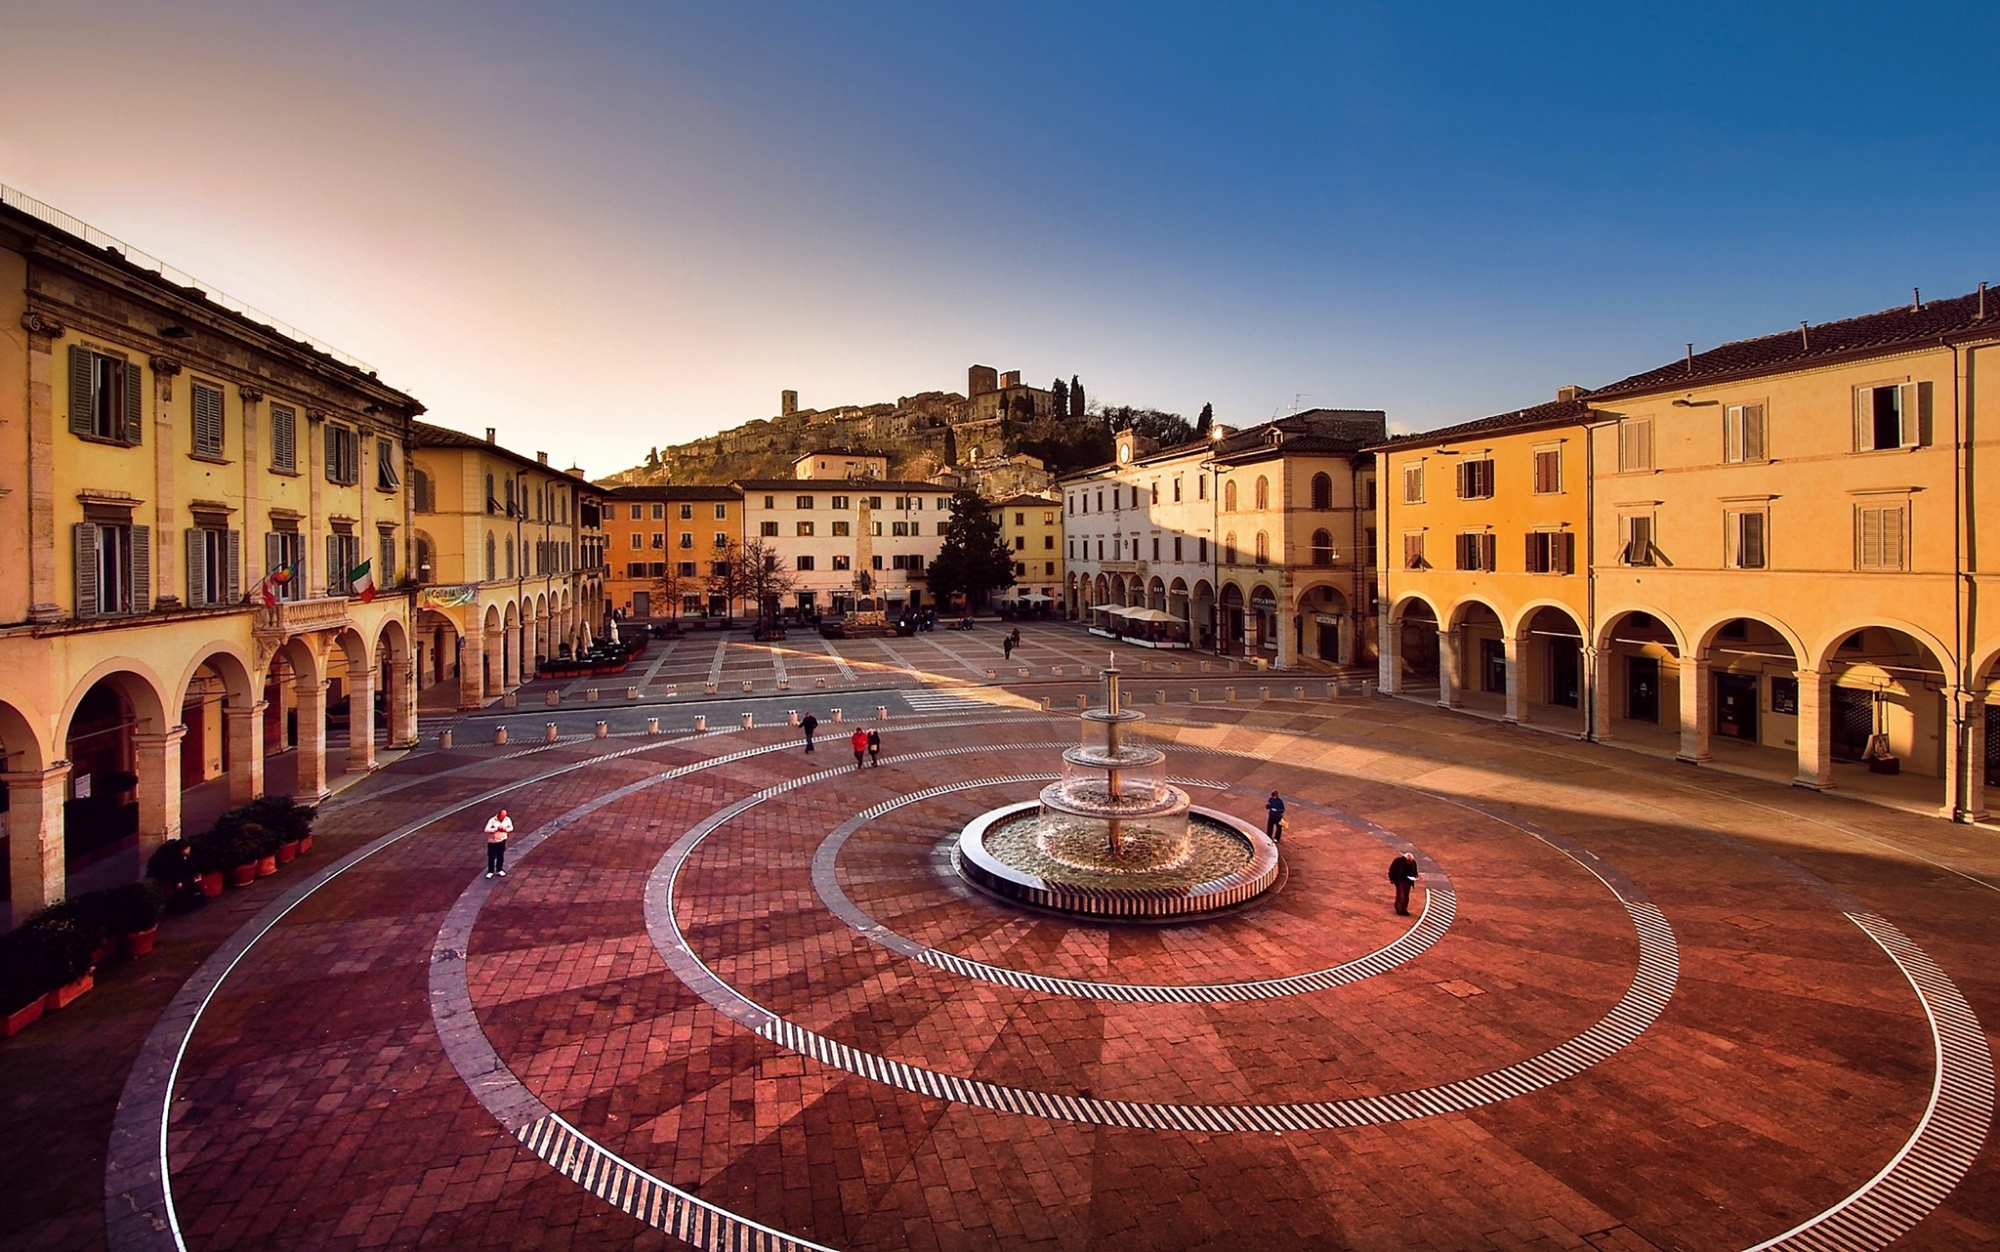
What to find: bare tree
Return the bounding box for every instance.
[651,557,693,621]
[708,538,797,628]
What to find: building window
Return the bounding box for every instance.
[1097,540,1104,559]
[797,495,814,509]
[796,555,815,571]
[831,495,850,510]
[1855,383,1926,451]
[797,521,815,537]
[891,521,911,537]
[648,562,666,577]
[892,554,925,571]
[1223,481,1237,512]
[1172,536,1183,561]
[831,520,851,537]
[184,523,241,607]
[72,520,144,616]
[832,554,851,571]
[412,468,433,513]
[1456,458,1495,499]
[760,521,779,537]
[1454,532,1497,572]
[1403,464,1424,504]
[67,346,141,445]
[1150,536,1160,560]
[1402,532,1425,570]
[270,405,297,471]
[376,438,400,490]
[1173,478,1183,502]
[379,530,397,584]
[1364,527,1376,565]
[937,497,951,510]
[679,532,693,548]
[1253,531,1269,563]
[1044,534,1054,549]
[1310,529,1333,566]
[646,503,661,519]
[650,532,665,548]
[629,533,643,550]
[485,533,496,580]
[715,504,728,520]
[1223,532,1238,564]
[1150,482,1159,504]
[1310,473,1332,510]
[1197,536,1207,561]
[629,504,642,520]
[679,503,693,519]
[1855,504,1907,571]
[678,561,697,578]
[1254,476,1269,510]
[764,495,775,509]
[191,380,225,459]
[1728,509,1767,569]
[327,532,362,595]
[1198,477,1207,501]
[627,561,647,578]
[324,424,360,485]
[1525,530,1575,574]
[1724,404,1767,463]
[1617,418,1653,472]
[714,531,728,548]
[1620,515,1656,566]
[1014,535,1027,552]
[1532,447,1562,494]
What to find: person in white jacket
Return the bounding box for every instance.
[485,809,514,878]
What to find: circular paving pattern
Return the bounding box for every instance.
[108,708,1997,1252]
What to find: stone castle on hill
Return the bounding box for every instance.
[599,365,1067,495]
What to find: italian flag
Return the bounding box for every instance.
[348,558,377,603]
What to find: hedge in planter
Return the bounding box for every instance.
[101,880,168,957]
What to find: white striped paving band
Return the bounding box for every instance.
[811,772,1457,1002]
[513,1114,835,1252]
[642,746,1684,1131]
[898,689,989,712]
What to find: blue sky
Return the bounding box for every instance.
[2,2,1994,470]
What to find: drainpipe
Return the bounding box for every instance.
[1377,449,1391,686]
[1583,415,1601,742]
[1950,338,1971,820]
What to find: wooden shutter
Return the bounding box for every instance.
[1479,533,1497,571]
[73,522,99,617]
[1738,512,1765,568]
[1902,382,1928,447]
[1525,533,1540,572]
[1559,531,1575,575]
[226,530,242,602]
[1456,461,1470,498]
[1403,533,1423,569]
[272,406,295,469]
[131,525,151,611]
[1854,387,1874,451]
[1403,464,1421,503]
[325,424,339,483]
[1620,419,1652,471]
[192,382,223,456]
[186,527,207,606]
[1624,516,1650,564]
[1742,404,1766,460]
[1858,507,1879,569]
[122,361,143,444]
[266,532,282,582]
[68,346,95,436]
[327,535,340,594]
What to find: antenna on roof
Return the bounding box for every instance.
[1979,282,1988,322]
[1685,343,1694,372]
[1800,321,1810,350]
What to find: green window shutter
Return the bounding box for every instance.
[265,532,282,583]
[123,361,143,444]
[193,382,223,456]
[68,346,95,436]
[186,527,206,606]
[131,525,151,611]
[327,535,340,595]
[73,522,99,617]
[325,424,338,483]
[226,530,242,602]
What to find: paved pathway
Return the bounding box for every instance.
[3,625,1997,1250]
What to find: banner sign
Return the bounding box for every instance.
[418,584,480,609]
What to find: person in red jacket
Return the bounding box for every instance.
[851,727,869,770]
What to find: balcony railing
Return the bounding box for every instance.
[255,596,351,635]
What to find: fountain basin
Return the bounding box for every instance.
[957,801,1281,920]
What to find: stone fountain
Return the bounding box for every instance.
[955,660,1281,919]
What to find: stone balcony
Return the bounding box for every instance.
[1100,560,1148,575]
[255,596,352,637]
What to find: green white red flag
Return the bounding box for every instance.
[348,558,377,602]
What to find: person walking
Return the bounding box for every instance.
[850,727,869,770]
[867,727,882,767]
[1265,791,1286,842]
[1389,852,1420,916]
[485,808,514,878]
[800,711,818,754]
[1002,634,1015,661]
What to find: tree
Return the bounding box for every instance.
[1049,377,1069,419]
[1194,403,1213,440]
[925,491,1016,609]
[1070,375,1085,418]
[1101,405,1193,448]
[651,557,693,620]
[644,446,661,470]
[707,538,797,627]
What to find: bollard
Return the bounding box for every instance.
[832,708,843,723]
[646,717,660,735]
[545,690,560,706]
[1190,688,1201,704]
[741,712,754,728]
[1294,686,1305,701]
[694,714,707,731]
[1122,691,1133,708]
[595,721,609,739]
[1173,662,1183,673]
[986,669,997,680]
[704,682,717,694]
[1362,680,1375,698]
[1052,666,1062,677]
[779,679,790,690]
[546,723,559,743]
[1328,682,1341,699]
[1041,695,1052,712]
[742,681,753,693]
[1201,661,1211,673]
[504,692,518,708]
[627,686,639,700]
[666,684,678,696]
[876,706,888,720]
[788,710,800,725]
[587,687,599,702]
[494,726,509,744]
[1260,686,1271,702]
[815,677,826,688]
[1226,687,1237,702]
[1077,694,1089,710]
[438,729,454,750]
[1018,667,1029,678]
[1156,690,1166,705]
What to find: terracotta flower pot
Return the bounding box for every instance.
[229,863,257,887]
[298,834,313,854]
[90,938,117,965]
[276,841,299,864]
[2,999,44,1038]
[121,927,159,960]
[43,972,93,1012]
[199,871,225,897]
[255,855,278,877]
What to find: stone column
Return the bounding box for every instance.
[1590,646,1615,742]
[149,357,182,609]
[1793,668,1833,789]
[1581,646,1602,741]
[5,762,72,918]
[1677,654,1711,763]
[1378,615,1401,694]
[387,659,418,748]
[1436,626,1460,708]
[346,666,377,773]
[414,636,431,690]
[21,313,63,621]
[1276,609,1297,670]
[1502,634,1525,724]
[133,725,186,859]
[295,676,330,802]
[1960,696,1989,822]
[504,619,521,690]
[461,624,486,709]
[225,701,267,804]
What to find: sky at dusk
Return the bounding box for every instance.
[3,2,1996,474]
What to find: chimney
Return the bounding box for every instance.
[1555,385,1581,402]
[484,427,496,444]
[537,451,548,465]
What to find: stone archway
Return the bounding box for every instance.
[175,647,262,848]
[1511,604,1587,729]
[376,617,418,750]
[58,665,175,888]
[1801,623,1953,804]
[1592,608,1687,747]
[2,697,62,921]
[1382,596,1441,695]
[1294,582,1350,665]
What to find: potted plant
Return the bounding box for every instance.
[104,880,168,958]
[10,909,98,1012]
[247,796,317,855]
[220,826,262,887]
[0,928,55,1037]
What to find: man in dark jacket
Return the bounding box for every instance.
[1265,791,1285,842]
[1389,852,1420,916]
[800,712,818,754]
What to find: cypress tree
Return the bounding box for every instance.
[1070,375,1085,418]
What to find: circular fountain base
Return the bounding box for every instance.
[957,801,1282,920]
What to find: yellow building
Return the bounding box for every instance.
[409,422,605,709]
[601,485,744,622]
[0,187,423,921]
[1378,289,2000,820]
[990,493,1062,607]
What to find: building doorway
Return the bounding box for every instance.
[1831,688,1874,761]
[1986,704,1999,787]
[1546,636,1581,707]
[1479,637,1507,693]
[1627,657,1660,723]
[632,590,650,619]
[1715,674,1759,740]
